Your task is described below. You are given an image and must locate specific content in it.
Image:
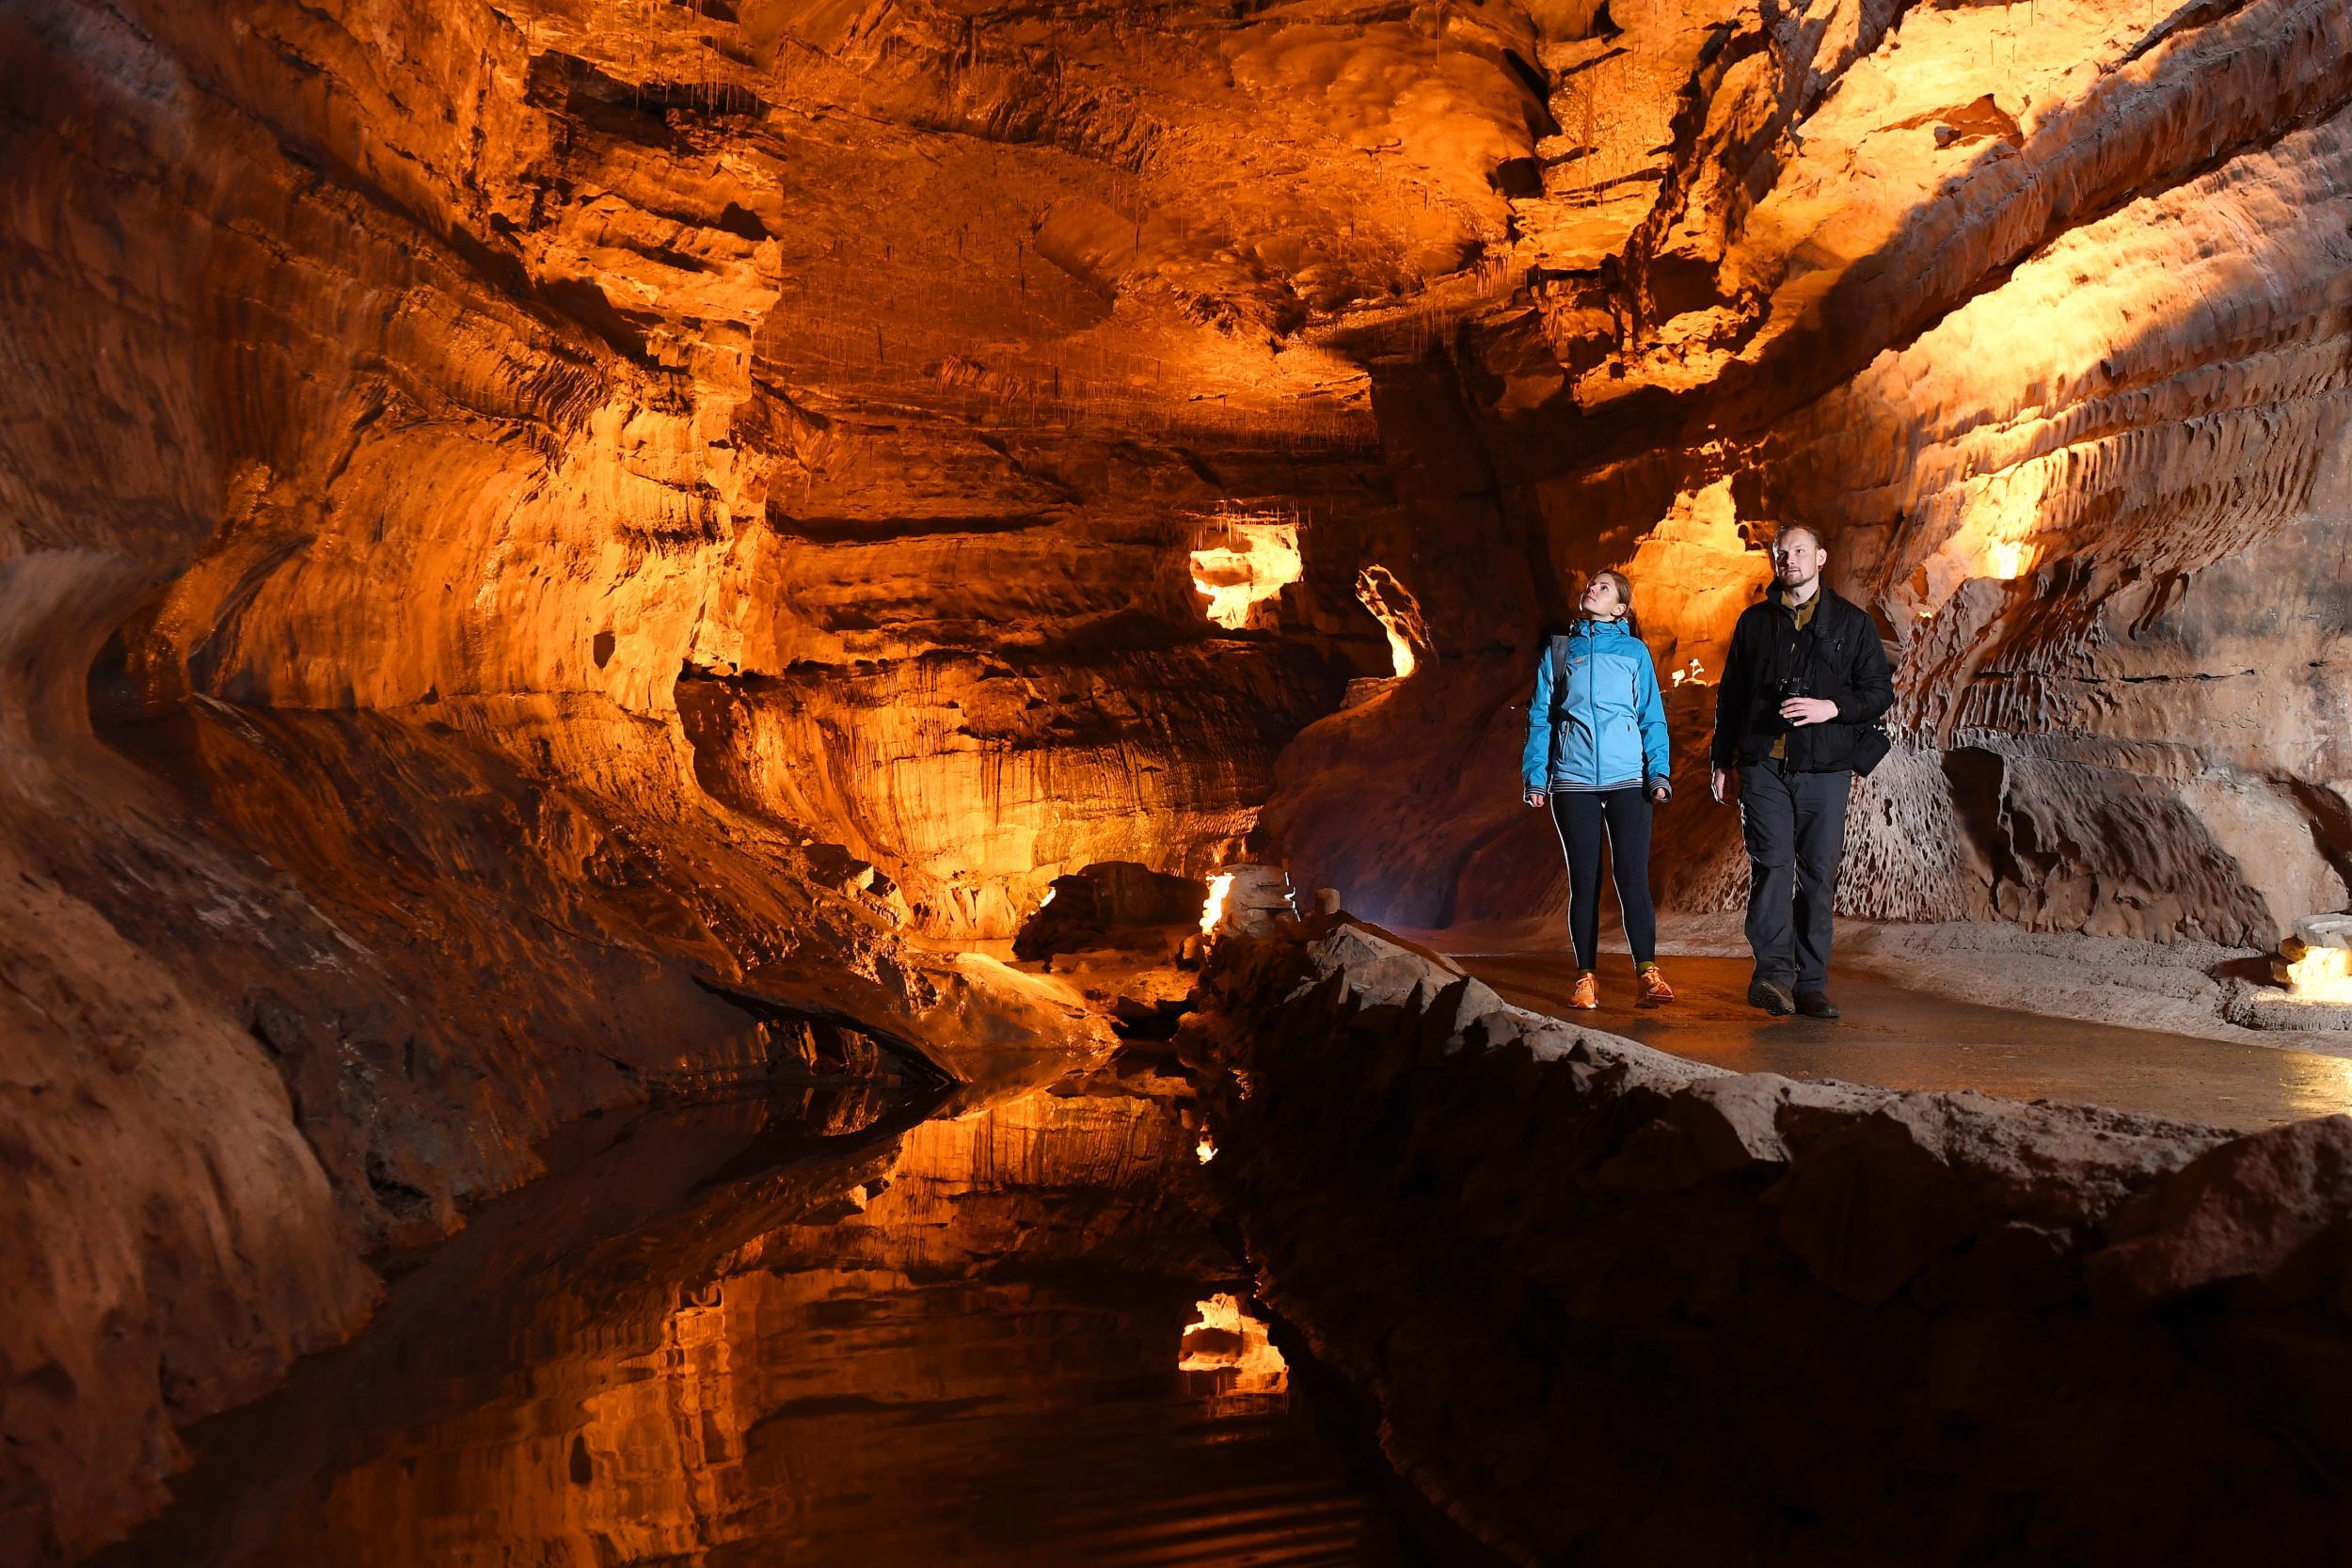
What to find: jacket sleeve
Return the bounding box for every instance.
[1635,645,1672,796]
[1521,641,1554,793]
[1827,610,1896,726]
[1710,612,1749,770]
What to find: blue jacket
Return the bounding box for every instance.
[1521,619,1672,795]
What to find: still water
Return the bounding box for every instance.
[102,1062,1451,1567]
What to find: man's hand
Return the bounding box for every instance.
[1524,787,1547,809]
[1778,696,1839,727]
[1709,767,1737,804]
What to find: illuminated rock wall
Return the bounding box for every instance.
[0,0,1511,1552]
[6,0,2350,1554]
[1266,0,2352,942]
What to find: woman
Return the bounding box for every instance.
[1520,570,1675,1009]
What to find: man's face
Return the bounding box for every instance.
[1772,531,1826,590]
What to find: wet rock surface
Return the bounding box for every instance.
[1189,921,2352,1566]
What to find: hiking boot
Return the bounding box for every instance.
[1636,966,1675,1008]
[1796,990,1841,1020]
[1569,972,1599,1010]
[1747,978,1795,1016]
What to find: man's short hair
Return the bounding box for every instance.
[1773,523,1827,552]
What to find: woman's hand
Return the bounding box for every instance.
[1523,787,1547,809]
[1649,785,1669,805]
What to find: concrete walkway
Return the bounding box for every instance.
[1447,950,2352,1132]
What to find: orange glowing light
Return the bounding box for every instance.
[1354,565,1428,678]
[2286,946,2352,1004]
[1190,517,1302,630]
[1179,1293,1288,1394]
[1200,872,1234,935]
[1195,1130,1216,1164]
[1381,625,1414,677]
[1982,539,2037,580]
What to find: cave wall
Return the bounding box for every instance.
[7,0,2352,1556]
[0,0,1545,1555]
[1263,0,2352,943]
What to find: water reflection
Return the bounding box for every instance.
[101,1073,1420,1568]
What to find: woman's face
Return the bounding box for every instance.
[1581,577,1625,618]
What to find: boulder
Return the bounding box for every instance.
[2086,1116,2352,1308]
[1302,920,1466,1009]
[1597,1074,1797,1194]
[1772,1110,1986,1306]
[2290,913,2352,951]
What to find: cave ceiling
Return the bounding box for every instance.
[8,0,2344,945]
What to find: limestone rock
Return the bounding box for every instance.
[1186,915,2352,1567]
[1300,920,1468,1010]
[1596,1073,1796,1194]
[1772,1109,1988,1307]
[2087,1116,2352,1309]
[2292,914,2352,951]
[8,0,2352,1552]
[1211,863,1297,938]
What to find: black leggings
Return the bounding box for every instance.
[1547,788,1658,972]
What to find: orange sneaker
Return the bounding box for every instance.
[1569,972,1599,1009]
[1637,965,1675,1007]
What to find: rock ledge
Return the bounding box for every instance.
[1189,919,2352,1568]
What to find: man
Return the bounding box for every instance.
[1708,525,1894,1019]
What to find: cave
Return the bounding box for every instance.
[5,0,2351,1562]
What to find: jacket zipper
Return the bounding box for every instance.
[1586,635,1597,786]
[1629,663,1641,784]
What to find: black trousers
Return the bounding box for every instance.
[1737,763,1852,992]
[1547,788,1657,972]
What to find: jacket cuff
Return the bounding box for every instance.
[1646,775,1674,800]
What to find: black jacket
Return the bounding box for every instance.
[1710,587,1895,772]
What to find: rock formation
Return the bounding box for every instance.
[1188,919,2352,1566]
[1269,0,2352,938]
[5,0,2349,1557]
